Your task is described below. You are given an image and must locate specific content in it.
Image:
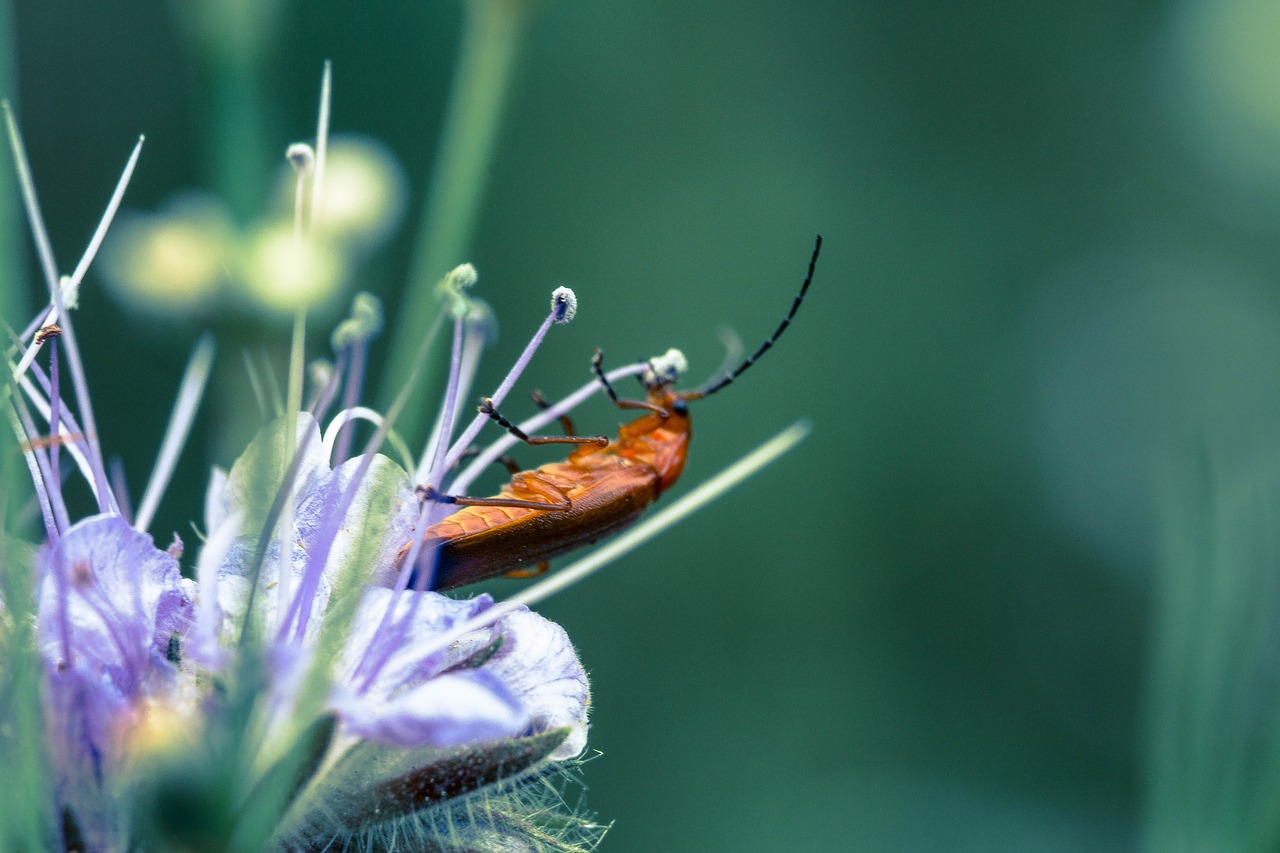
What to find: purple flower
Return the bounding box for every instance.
[35,515,195,851]
[200,411,590,757]
[6,253,605,848]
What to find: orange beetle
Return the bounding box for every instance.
[403,235,821,591]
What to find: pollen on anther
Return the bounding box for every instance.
[551,286,577,324]
[286,142,317,176]
[644,348,688,386]
[35,324,63,344]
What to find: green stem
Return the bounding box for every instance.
[381,0,537,443]
[204,53,271,221]
[0,0,26,329]
[173,0,283,221]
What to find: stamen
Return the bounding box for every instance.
[134,334,215,534]
[7,134,141,421]
[4,108,144,515]
[437,288,581,476]
[10,347,101,506]
[281,302,435,645]
[34,324,62,345]
[14,280,75,347]
[3,101,60,291]
[307,356,341,419]
[285,387,412,644]
[45,280,115,515]
[288,142,316,240]
[242,350,270,419]
[641,348,688,387]
[419,306,469,491]
[331,293,384,463]
[67,136,144,288]
[109,458,133,524]
[324,307,454,651]
[321,406,415,473]
[420,302,494,478]
[551,286,577,324]
[4,397,63,539]
[436,263,479,317]
[309,60,333,228]
[47,335,62,519]
[287,143,317,175]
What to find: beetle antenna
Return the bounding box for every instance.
[692,234,821,400]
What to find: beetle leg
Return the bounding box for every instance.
[418,477,571,513]
[512,470,574,509]
[530,389,577,436]
[505,561,550,579]
[591,349,669,417]
[453,446,521,475]
[480,398,608,448]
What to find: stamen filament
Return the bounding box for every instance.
[67,136,144,287]
[332,342,365,464]
[11,358,99,504]
[46,299,114,515]
[109,458,132,522]
[242,349,270,418]
[134,334,215,534]
[2,102,59,291]
[420,312,468,491]
[47,336,62,522]
[321,406,415,473]
[308,349,348,422]
[4,401,62,539]
[310,60,332,228]
[439,305,558,475]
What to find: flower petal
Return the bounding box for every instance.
[36,514,193,691]
[479,609,590,759]
[210,414,329,561]
[337,588,495,696]
[334,670,527,748]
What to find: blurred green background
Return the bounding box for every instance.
[8,0,1280,849]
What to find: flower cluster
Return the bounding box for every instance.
[0,100,620,850]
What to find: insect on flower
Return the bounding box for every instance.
[404,235,822,590]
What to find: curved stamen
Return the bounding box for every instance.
[5,393,64,539]
[134,335,214,534]
[321,406,415,473]
[13,355,101,506]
